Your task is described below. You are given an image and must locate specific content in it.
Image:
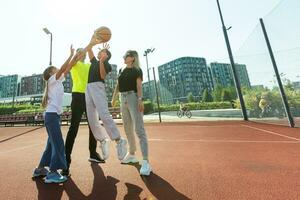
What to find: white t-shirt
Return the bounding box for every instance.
[46,74,65,114]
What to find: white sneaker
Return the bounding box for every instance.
[140,160,152,176]
[121,153,139,164]
[116,138,127,160]
[100,139,110,160]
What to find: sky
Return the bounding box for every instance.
[1,0,290,86]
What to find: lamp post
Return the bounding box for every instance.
[151,67,162,123]
[144,48,155,101]
[43,28,53,66]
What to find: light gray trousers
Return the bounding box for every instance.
[85,82,120,141]
[120,91,148,159]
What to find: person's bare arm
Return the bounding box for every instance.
[111,81,119,107]
[56,45,74,80]
[136,78,144,112]
[84,35,103,61]
[99,43,110,80]
[63,52,82,77]
[99,61,107,80]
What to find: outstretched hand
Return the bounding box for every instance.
[103,43,110,49]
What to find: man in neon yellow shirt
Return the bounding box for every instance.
[63,48,104,176]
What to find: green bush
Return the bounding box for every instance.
[0,104,41,115]
[153,102,232,112]
[143,101,154,114]
[17,108,44,114]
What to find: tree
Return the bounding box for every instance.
[212,84,223,102]
[221,89,231,101]
[187,92,194,103]
[202,89,213,102]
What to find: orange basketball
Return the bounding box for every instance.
[94,26,112,43]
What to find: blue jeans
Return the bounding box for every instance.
[39,112,67,171]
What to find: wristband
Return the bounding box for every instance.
[138,97,143,101]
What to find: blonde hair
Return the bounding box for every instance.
[42,66,56,108]
[126,50,140,68]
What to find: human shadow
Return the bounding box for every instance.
[63,163,119,200]
[34,163,120,200]
[129,163,192,200]
[34,177,64,200]
[123,182,143,200]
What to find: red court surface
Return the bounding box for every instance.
[0,121,300,200]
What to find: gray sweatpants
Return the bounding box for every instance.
[120,91,148,160]
[85,82,120,141]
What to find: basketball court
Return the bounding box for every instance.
[0,121,300,199]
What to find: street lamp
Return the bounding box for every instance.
[43,28,53,66]
[144,48,155,101]
[150,67,162,123]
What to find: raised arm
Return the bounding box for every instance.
[99,61,107,80]
[63,51,82,76]
[99,44,110,80]
[56,45,74,80]
[84,35,102,61]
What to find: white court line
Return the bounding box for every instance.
[149,138,300,143]
[242,124,300,142]
[152,125,242,128]
[0,143,43,155]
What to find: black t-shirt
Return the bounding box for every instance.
[118,67,143,92]
[88,57,112,83]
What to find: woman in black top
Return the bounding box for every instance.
[112,50,152,176]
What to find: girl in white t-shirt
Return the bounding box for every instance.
[32,45,80,184]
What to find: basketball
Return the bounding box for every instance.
[94,26,112,43]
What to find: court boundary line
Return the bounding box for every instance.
[148,138,300,143]
[0,127,43,143]
[242,124,300,142]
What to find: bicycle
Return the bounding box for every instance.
[177,109,192,118]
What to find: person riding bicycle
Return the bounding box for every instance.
[179,102,188,112]
[259,95,269,118]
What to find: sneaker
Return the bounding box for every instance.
[89,152,105,163]
[44,171,67,184]
[116,138,128,160]
[140,160,152,176]
[61,169,70,177]
[100,139,110,160]
[32,167,49,178]
[121,153,139,164]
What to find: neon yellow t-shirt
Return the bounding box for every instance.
[70,61,90,93]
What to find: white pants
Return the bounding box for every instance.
[120,91,148,159]
[85,82,120,141]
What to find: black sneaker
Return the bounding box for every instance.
[61,168,71,177]
[88,152,105,163]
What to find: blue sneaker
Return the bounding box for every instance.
[32,167,49,178]
[44,171,67,184]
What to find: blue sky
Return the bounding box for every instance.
[1,0,289,86]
